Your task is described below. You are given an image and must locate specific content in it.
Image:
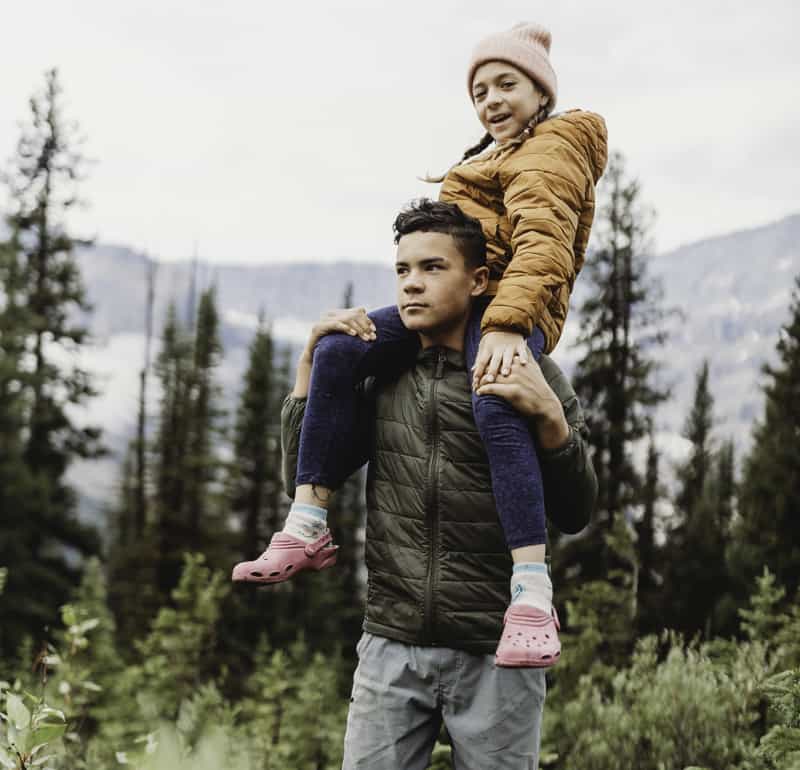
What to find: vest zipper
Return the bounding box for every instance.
[424,348,446,644]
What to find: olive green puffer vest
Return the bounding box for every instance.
[282,347,595,654]
[363,346,513,651]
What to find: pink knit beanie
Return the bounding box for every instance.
[467,22,558,109]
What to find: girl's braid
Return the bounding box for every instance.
[461,131,494,162]
[518,102,551,141]
[422,102,552,184]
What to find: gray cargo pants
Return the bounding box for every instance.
[342,631,546,770]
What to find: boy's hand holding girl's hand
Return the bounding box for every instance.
[472,330,529,391]
[477,355,570,450]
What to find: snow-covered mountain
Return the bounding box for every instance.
[67,213,800,519]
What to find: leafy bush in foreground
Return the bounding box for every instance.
[1,560,798,770]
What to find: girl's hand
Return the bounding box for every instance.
[303,307,376,358]
[472,330,528,391]
[295,307,376,398]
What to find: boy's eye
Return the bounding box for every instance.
[502,81,515,88]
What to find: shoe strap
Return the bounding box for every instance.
[304,530,333,556]
[505,604,560,630]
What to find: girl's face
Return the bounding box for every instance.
[471,61,548,144]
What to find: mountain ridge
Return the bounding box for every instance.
[65,212,799,517]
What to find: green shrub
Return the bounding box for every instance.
[3,555,799,770]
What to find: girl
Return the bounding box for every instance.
[233,22,607,668]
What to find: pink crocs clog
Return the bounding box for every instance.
[231,530,339,584]
[495,604,561,668]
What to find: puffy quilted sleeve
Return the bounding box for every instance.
[537,354,596,534]
[482,111,607,343]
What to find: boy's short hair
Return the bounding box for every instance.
[393,198,487,269]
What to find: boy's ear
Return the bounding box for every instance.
[471,265,490,296]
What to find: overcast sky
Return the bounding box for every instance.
[1,0,798,264]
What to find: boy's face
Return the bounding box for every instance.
[395,231,487,339]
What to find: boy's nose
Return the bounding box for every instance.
[403,278,424,294]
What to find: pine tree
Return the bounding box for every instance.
[0,444,37,656]
[92,554,232,756]
[152,302,194,597]
[111,287,227,639]
[572,151,669,526]
[7,69,104,479]
[50,558,122,741]
[675,361,714,521]
[730,275,800,598]
[220,314,291,682]
[561,151,669,588]
[0,68,101,652]
[0,231,29,438]
[709,438,739,636]
[134,257,157,537]
[241,636,348,769]
[662,361,737,637]
[111,448,137,551]
[184,286,226,553]
[128,554,230,720]
[756,667,800,770]
[228,314,285,556]
[106,442,160,649]
[715,439,736,531]
[0,232,38,652]
[635,424,663,634]
[545,516,639,752]
[106,259,160,648]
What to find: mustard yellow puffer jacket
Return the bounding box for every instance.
[439,109,608,353]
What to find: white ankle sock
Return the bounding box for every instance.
[510,563,553,613]
[283,503,328,543]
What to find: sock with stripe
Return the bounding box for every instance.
[510,562,553,614]
[282,502,328,544]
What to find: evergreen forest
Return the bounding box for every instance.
[1,70,798,770]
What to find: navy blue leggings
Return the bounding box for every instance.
[296,297,547,548]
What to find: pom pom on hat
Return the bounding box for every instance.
[467,22,558,109]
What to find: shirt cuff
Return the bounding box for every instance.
[538,426,578,461]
